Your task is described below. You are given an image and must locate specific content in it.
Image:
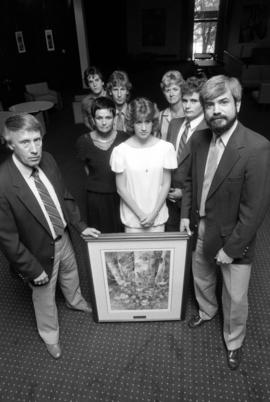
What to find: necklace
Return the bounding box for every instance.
[90,130,117,150]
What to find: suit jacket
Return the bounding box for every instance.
[181,122,270,263]
[0,152,87,282]
[167,117,208,189]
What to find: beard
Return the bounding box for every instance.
[206,114,237,136]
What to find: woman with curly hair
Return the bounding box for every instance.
[110,97,177,233]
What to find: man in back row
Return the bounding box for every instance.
[166,76,208,231]
[0,114,100,359]
[181,75,270,370]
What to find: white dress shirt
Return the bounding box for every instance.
[199,119,238,216]
[175,114,204,154]
[13,154,66,238]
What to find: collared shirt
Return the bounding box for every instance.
[211,119,238,166]
[175,114,204,154]
[114,103,128,132]
[199,119,238,217]
[12,154,66,238]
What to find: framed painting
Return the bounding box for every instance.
[86,232,190,322]
[15,31,26,54]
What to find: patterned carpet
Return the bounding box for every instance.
[0,91,270,401]
[0,208,270,401]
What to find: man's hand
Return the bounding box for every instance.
[33,270,49,285]
[167,188,183,203]
[81,227,101,240]
[215,248,233,265]
[180,218,192,236]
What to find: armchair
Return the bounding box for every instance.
[24,82,62,109]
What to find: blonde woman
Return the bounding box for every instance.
[110,98,177,233]
[158,70,185,140]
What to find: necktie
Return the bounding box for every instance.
[32,168,65,237]
[178,121,190,156]
[199,137,223,217]
[115,112,125,131]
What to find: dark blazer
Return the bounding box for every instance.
[167,116,208,189]
[181,122,270,263]
[0,152,87,282]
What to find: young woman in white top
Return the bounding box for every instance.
[110,97,177,233]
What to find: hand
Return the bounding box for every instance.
[167,188,182,202]
[215,248,233,265]
[180,218,192,236]
[33,270,49,286]
[140,212,157,228]
[81,227,101,240]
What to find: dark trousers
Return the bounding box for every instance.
[165,200,180,232]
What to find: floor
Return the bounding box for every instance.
[0,83,270,401]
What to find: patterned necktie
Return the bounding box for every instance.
[115,112,125,131]
[199,137,223,217]
[32,168,64,236]
[178,121,190,156]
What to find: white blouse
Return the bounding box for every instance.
[110,139,177,228]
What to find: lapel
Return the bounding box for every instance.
[195,129,213,207]
[178,118,208,166]
[39,154,63,203]
[171,118,185,148]
[39,153,67,218]
[8,157,52,235]
[207,122,244,200]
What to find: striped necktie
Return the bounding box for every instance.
[178,121,190,156]
[32,168,65,236]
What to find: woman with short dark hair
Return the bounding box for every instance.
[76,97,128,232]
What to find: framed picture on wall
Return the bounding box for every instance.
[15,31,26,54]
[142,8,166,47]
[45,29,55,51]
[86,232,190,322]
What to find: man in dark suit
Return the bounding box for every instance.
[180,75,270,370]
[166,76,208,231]
[0,114,100,359]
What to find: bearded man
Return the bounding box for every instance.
[180,75,270,370]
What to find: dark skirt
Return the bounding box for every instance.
[86,191,123,233]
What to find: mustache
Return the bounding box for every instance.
[210,116,227,121]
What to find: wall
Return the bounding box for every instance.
[84,0,127,77]
[126,0,189,61]
[0,0,81,107]
[226,0,270,58]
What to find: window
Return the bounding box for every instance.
[193,0,220,57]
